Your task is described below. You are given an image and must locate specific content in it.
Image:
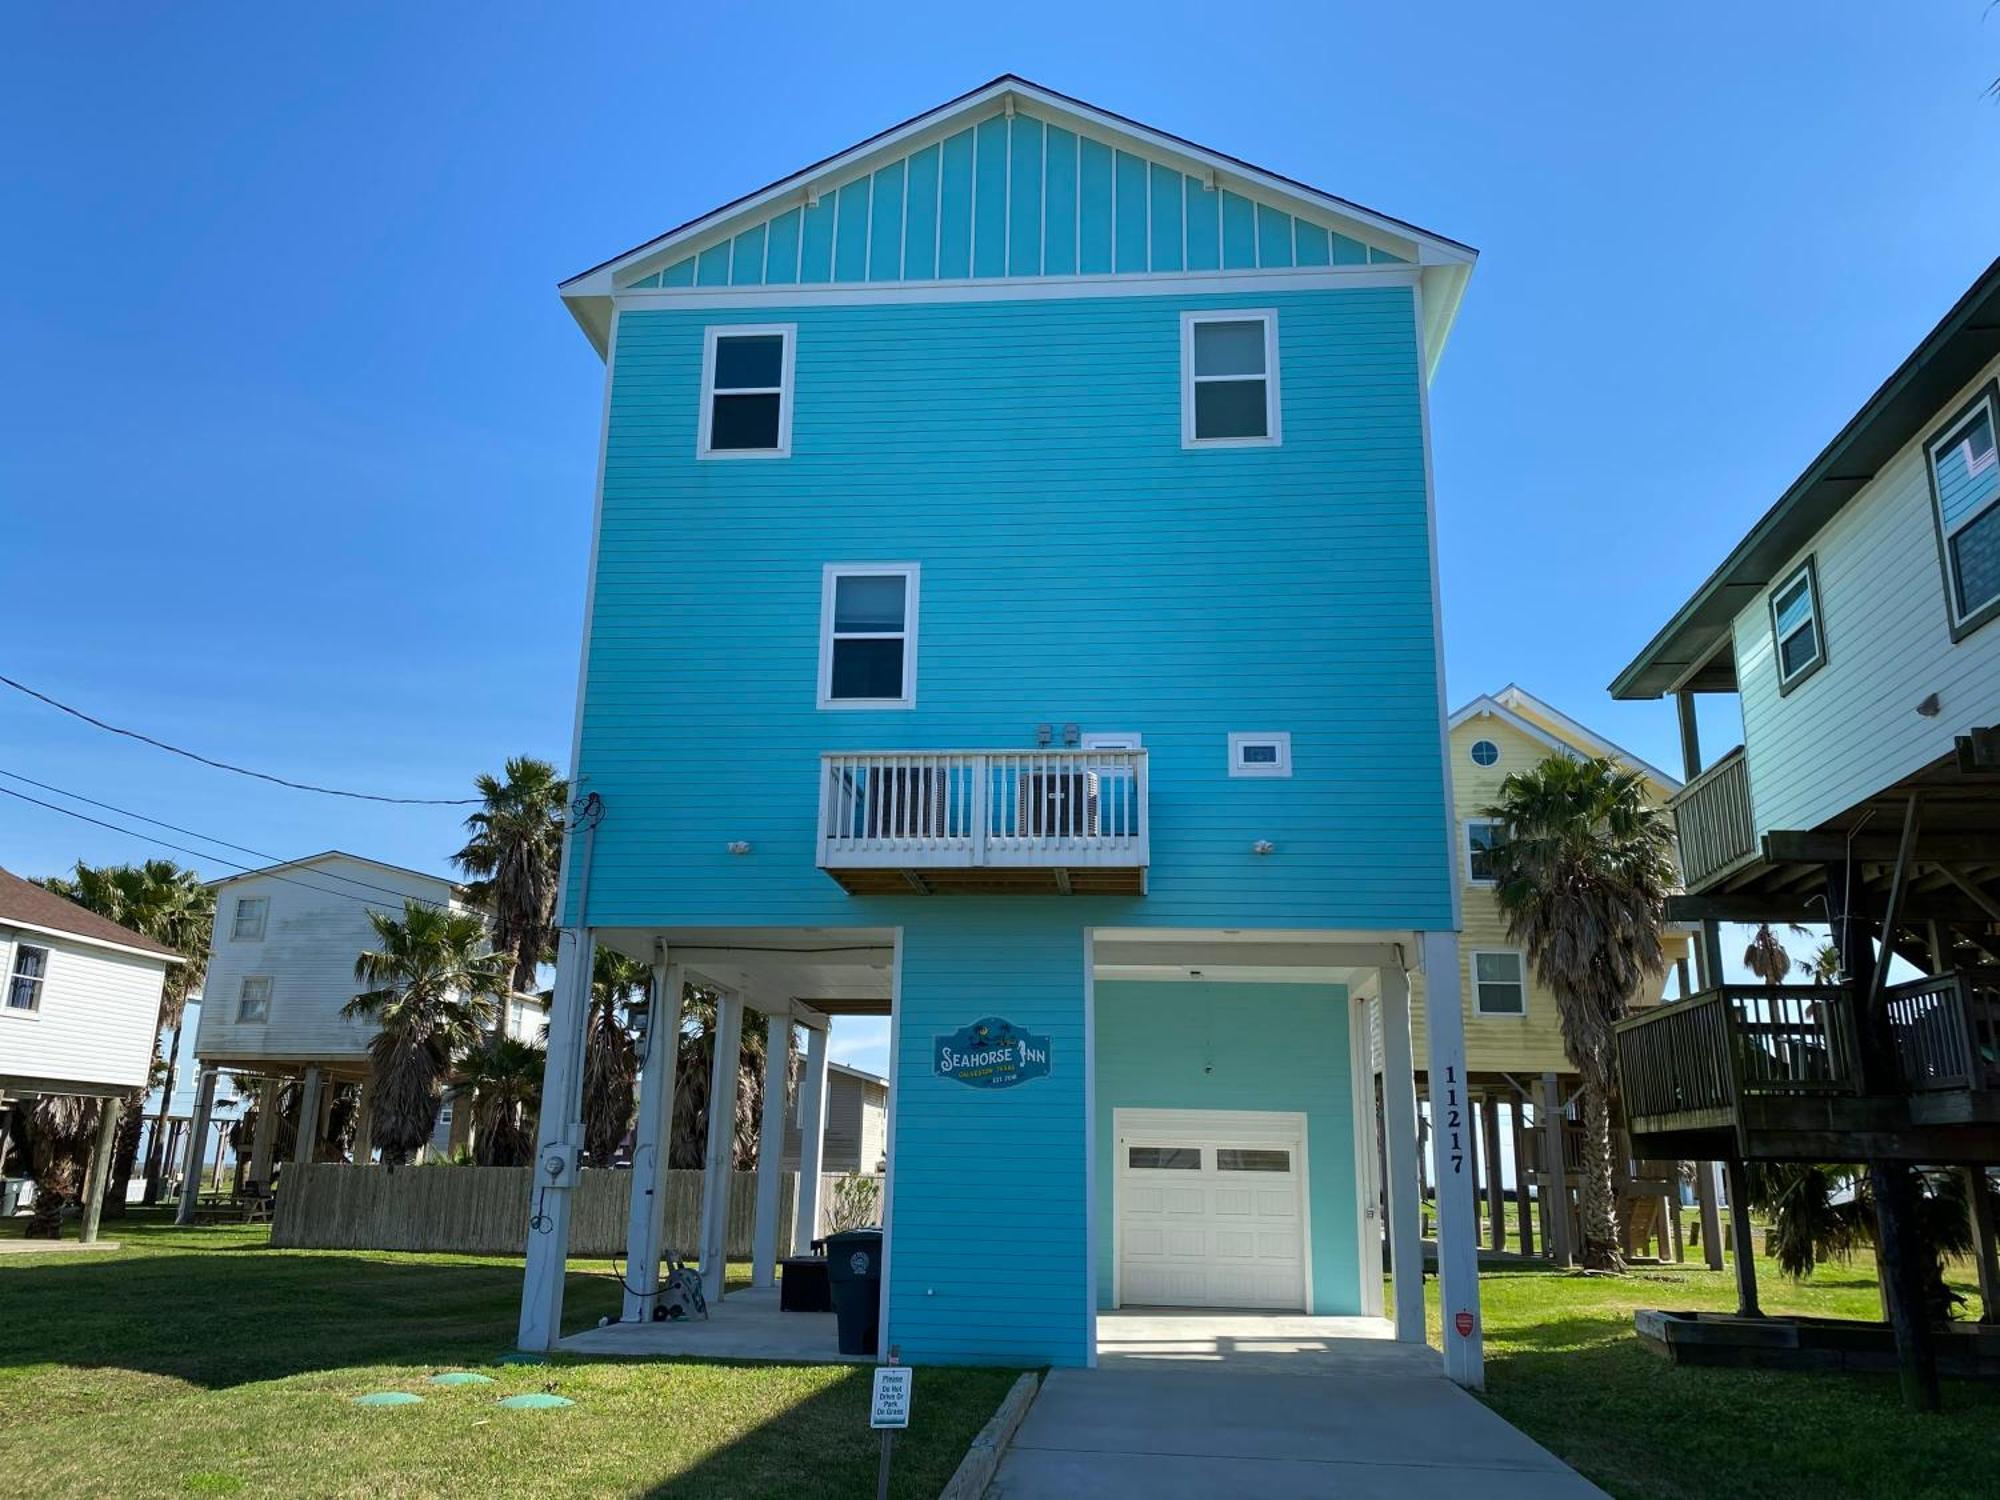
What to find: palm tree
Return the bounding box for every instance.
[453,757,567,993]
[669,987,793,1171]
[343,903,509,1166]
[582,950,645,1166]
[453,1037,545,1167]
[1804,940,1842,986]
[23,1094,98,1238]
[1749,1163,1976,1322]
[37,860,214,1211]
[1743,923,1795,985]
[1484,754,1677,1272]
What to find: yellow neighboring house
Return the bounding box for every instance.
[1396,686,1694,1261]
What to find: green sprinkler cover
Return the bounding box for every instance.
[496,1393,574,1410]
[352,1392,423,1407]
[429,1372,496,1387]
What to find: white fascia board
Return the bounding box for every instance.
[0,917,182,967]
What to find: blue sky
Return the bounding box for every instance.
[5,7,1998,1073]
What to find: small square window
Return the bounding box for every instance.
[1183,311,1280,447]
[1227,732,1292,778]
[1473,950,1527,1016]
[1768,558,1826,692]
[699,325,795,457]
[6,944,49,1012]
[237,975,271,1024]
[819,564,918,708]
[1466,820,1507,885]
[231,897,268,942]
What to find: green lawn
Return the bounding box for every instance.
[1430,1248,2000,1500]
[0,1212,1015,1499]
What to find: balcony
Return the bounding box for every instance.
[1615,976,2000,1160]
[816,749,1149,895]
[1670,746,1758,891]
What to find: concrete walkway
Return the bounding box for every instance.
[990,1328,1606,1499]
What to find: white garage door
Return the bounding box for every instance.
[1115,1108,1308,1311]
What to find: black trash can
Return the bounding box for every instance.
[824,1227,883,1356]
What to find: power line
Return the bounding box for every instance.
[0,673,482,805]
[0,782,457,915]
[0,767,463,909]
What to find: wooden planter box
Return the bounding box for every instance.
[1636,1309,2000,1378]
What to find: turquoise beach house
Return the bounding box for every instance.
[517,76,1488,1387]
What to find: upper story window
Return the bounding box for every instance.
[237,975,272,1024]
[1472,949,1527,1016]
[1924,382,2000,638]
[1182,311,1280,447]
[1768,558,1827,693]
[1465,819,1507,885]
[1469,739,1499,767]
[6,943,49,1012]
[819,564,919,708]
[231,896,268,941]
[1227,732,1292,778]
[699,325,795,457]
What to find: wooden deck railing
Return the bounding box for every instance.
[1886,969,2000,1093]
[1669,746,1758,890]
[1616,985,1859,1129]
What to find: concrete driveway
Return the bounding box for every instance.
[989,1316,1605,1499]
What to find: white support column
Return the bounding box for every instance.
[1421,930,1484,1390]
[751,1004,792,1288]
[79,1096,122,1242]
[175,1067,219,1225]
[293,1066,323,1166]
[1379,960,1425,1343]
[793,1021,831,1253]
[353,1078,375,1165]
[517,927,596,1352]
[1350,995,1386,1320]
[698,988,745,1298]
[622,955,684,1322]
[248,1079,279,1186]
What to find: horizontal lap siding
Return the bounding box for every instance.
[0,932,165,1092]
[574,285,1452,931]
[890,910,1089,1364]
[1734,351,2000,837]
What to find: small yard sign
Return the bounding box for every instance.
[870,1366,912,1429]
[934,1017,1050,1088]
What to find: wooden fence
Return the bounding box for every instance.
[271,1164,856,1257]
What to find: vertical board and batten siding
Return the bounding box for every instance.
[621,107,1409,293]
[781,1068,889,1173]
[0,927,168,1091]
[1732,350,2000,838]
[196,858,465,1065]
[1092,980,1358,1313]
[576,285,1451,933]
[889,909,1090,1365]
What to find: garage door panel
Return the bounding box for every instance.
[1117,1112,1307,1313]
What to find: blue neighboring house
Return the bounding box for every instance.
[517,75,1486,1384]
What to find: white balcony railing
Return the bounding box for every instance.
[816,749,1149,876]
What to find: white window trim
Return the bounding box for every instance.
[232,896,268,942]
[1769,559,1826,691]
[3,938,49,1016]
[1227,731,1292,778]
[697,323,796,459]
[1469,738,1500,768]
[1081,732,1143,749]
[1463,818,1506,888]
[817,562,920,709]
[1470,948,1529,1019]
[1928,390,2000,627]
[237,974,272,1025]
[1181,309,1281,449]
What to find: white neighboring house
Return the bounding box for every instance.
[0,865,182,1238]
[782,1061,887,1176]
[180,851,543,1218]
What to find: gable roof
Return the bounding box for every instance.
[830,1060,888,1090]
[1450,685,1680,796]
[0,866,183,962]
[208,851,472,903]
[560,74,1476,369]
[1612,257,2000,701]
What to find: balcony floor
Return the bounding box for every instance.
[825,865,1146,896]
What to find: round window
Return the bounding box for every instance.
[1470,740,1499,767]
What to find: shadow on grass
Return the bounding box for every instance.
[0,1249,624,1388]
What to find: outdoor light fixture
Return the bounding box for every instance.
[1917,693,1942,717]
[1253,839,1276,855]
[727,841,752,855]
